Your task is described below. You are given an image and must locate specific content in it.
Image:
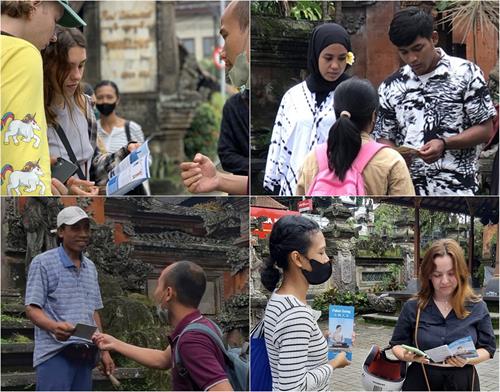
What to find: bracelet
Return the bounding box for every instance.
[436,136,448,151]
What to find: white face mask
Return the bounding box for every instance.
[228,51,249,90]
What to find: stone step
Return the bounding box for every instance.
[1,320,34,340]
[1,290,23,306]
[362,313,398,326]
[1,367,146,389]
[1,343,34,370]
[363,313,500,338]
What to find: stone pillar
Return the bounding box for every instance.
[393,208,414,284]
[250,218,269,327]
[82,1,101,87]
[321,203,358,295]
[156,1,200,164]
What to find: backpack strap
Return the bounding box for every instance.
[352,141,387,173]
[315,143,329,171]
[54,123,86,180]
[124,121,131,143]
[174,320,231,374]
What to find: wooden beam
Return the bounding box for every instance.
[465,198,476,273]
[414,197,422,278]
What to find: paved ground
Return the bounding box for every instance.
[318,318,499,392]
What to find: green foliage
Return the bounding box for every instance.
[357,234,400,257]
[0,333,32,344]
[420,210,454,239]
[184,93,224,162]
[373,204,404,236]
[251,1,284,16]
[252,0,336,21]
[312,288,370,318]
[371,264,405,294]
[290,1,322,20]
[100,294,171,390]
[0,314,27,326]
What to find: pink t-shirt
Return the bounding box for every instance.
[169,310,228,390]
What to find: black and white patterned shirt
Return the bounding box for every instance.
[264,81,336,196]
[373,48,496,195]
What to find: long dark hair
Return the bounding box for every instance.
[260,215,320,292]
[43,27,87,126]
[327,78,379,181]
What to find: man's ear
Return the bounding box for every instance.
[431,31,439,46]
[28,1,42,19]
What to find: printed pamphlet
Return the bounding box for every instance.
[402,336,478,363]
[106,139,151,196]
[328,304,354,361]
[424,336,478,363]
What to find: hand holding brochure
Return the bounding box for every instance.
[328,305,354,361]
[403,336,478,363]
[106,139,151,196]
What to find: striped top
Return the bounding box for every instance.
[97,120,145,153]
[25,246,103,367]
[263,292,332,391]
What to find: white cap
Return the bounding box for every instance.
[56,206,89,228]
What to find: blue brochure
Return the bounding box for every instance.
[328,304,354,361]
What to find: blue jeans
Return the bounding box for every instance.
[35,350,93,391]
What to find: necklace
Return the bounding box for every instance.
[434,297,452,311]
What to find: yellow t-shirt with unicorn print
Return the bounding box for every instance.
[1,35,52,196]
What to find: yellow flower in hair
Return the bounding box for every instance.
[346,51,355,66]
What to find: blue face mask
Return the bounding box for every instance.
[93,107,100,120]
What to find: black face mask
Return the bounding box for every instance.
[302,258,332,285]
[96,102,116,116]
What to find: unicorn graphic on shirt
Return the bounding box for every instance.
[1,160,46,196]
[2,112,41,148]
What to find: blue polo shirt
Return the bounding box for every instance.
[25,246,103,367]
[390,298,496,358]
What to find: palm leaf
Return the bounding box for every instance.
[439,0,499,42]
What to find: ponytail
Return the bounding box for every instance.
[261,258,281,292]
[327,116,362,181]
[326,78,379,179]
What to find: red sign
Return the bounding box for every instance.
[297,199,313,212]
[212,47,225,70]
[250,207,300,239]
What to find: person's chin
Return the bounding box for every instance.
[65,85,78,96]
[324,73,341,82]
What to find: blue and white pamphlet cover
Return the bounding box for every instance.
[328,304,354,361]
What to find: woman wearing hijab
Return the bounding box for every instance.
[263,23,354,195]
